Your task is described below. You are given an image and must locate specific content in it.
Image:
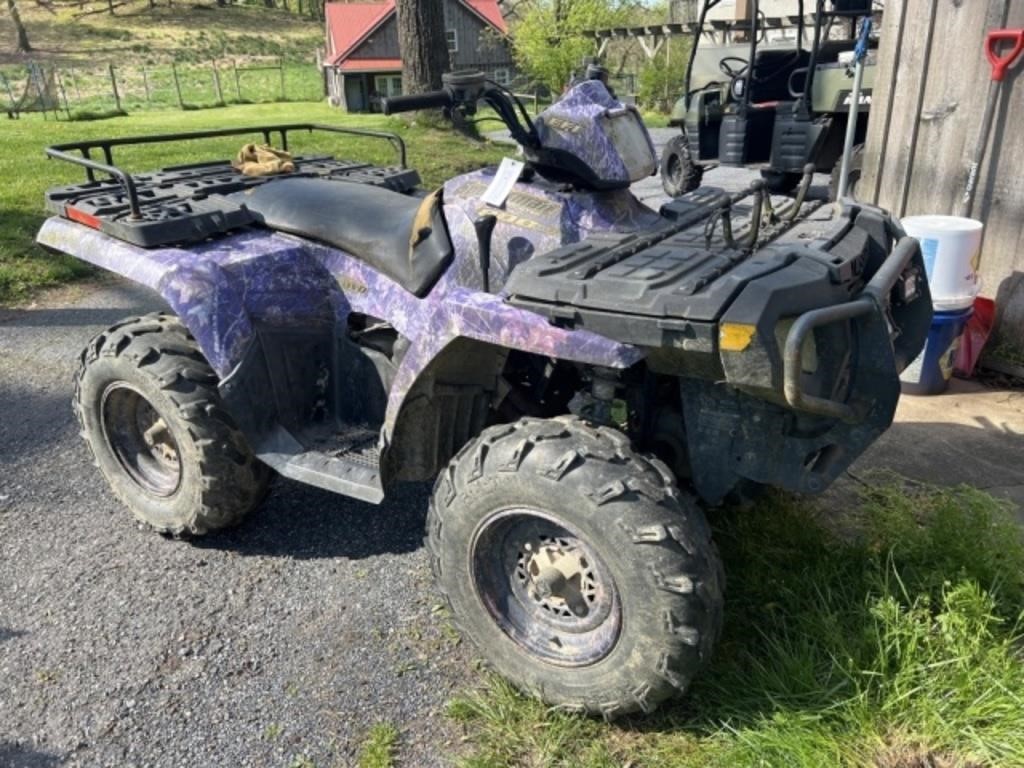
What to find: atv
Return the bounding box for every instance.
[661,0,878,199]
[38,70,931,717]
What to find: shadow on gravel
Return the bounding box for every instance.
[0,283,165,328]
[0,305,159,328]
[0,388,80,467]
[0,627,27,644]
[195,479,431,561]
[0,742,62,768]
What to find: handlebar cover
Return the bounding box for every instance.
[382,90,452,115]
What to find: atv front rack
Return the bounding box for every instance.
[44,124,416,247]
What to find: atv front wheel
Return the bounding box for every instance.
[830,143,865,202]
[660,134,704,197]
[428,417,723,717]
[74,313,271,535]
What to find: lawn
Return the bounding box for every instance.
[0,101,508,304]
[449,481,1024,767]
[0,0,323,66]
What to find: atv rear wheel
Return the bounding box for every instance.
[660,134,704,197]
[74,313,271,535]
[428,416,723,717]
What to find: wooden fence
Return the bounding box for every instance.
[861,0,1024,344]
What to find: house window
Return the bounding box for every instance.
[493,68,511,86]
[374,74,403,98]
[446,29,458,52]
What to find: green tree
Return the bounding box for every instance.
[6,0,31,52]
[511,0,633,93]
[636,36,690,112]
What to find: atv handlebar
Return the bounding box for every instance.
[382,71,540,151]
[382,90,453,115]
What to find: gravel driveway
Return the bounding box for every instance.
[0,282,468,767]
[0,144,835,767]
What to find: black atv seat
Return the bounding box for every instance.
[233,178,452,296]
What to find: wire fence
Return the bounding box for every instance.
[1,58,323,120]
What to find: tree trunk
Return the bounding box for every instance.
[395,0,448,96]
[6,0,30,52]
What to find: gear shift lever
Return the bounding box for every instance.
[473,214,498,293]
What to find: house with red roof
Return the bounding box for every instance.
[324,0,515,112]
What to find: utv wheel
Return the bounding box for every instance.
[428,416,724,717]
[74,313,271,535]
[660,134,704,197]
[830,143,864,202]
[760,169,803,195]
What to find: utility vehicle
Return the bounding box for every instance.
[661,0,877,198]
[39,71,930,716]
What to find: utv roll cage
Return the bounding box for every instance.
[683,0,875,118]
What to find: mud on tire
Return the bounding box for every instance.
[73,313,271,535]
[427,416,724,717]
[660,134,704,198]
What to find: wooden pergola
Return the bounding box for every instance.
[584,15,816,59]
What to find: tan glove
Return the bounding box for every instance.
[232,143,296,177]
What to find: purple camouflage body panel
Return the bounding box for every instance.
[36,79,665,444]
[532,81,659,187]
[442,168,662,294]
[37,213,645,438]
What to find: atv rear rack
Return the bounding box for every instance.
[43,124,419,247]
[46,123,408,219]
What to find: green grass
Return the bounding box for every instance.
[357,723,400,768]
[0,101,508,305]
[0,1,322,65]
[450,481,1024,767]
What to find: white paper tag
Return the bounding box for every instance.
[481,157,525,209]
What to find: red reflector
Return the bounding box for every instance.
[66,206,102,230]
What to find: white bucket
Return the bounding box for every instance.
[900,215,983,311]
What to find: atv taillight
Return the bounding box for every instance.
[66,206,102,230]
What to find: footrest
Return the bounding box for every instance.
[255,425,385,504]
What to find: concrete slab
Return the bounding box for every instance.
[850,378,1024,522]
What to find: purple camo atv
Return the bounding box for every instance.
[37,72,931,717]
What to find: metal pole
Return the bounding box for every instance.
[108,63,122,112]
[279,57,286,100]
[142,65,151,106]
[31,64,49,121]
[836,18,871,201]
[211,60,224,105]
[55,69,72,119]
[232,60,242,101]
[171,62,184,108]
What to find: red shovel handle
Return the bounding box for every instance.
[986,29,1024,81]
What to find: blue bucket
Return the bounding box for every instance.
[899,307,973,395]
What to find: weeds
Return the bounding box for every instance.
[450,482,1024,767]
[357,723,399,768]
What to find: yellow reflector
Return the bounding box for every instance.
[720,323,757,352]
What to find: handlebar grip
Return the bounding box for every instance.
[382,90,452,115]
[985,29,1024,81]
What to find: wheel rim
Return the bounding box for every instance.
[667,152,684,186]
[471,508,621,667]
[100,383,182,497]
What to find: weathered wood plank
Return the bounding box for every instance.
[864,0,1024,339]
[861,0,908,206]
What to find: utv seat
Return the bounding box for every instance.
[233,178,452,297]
